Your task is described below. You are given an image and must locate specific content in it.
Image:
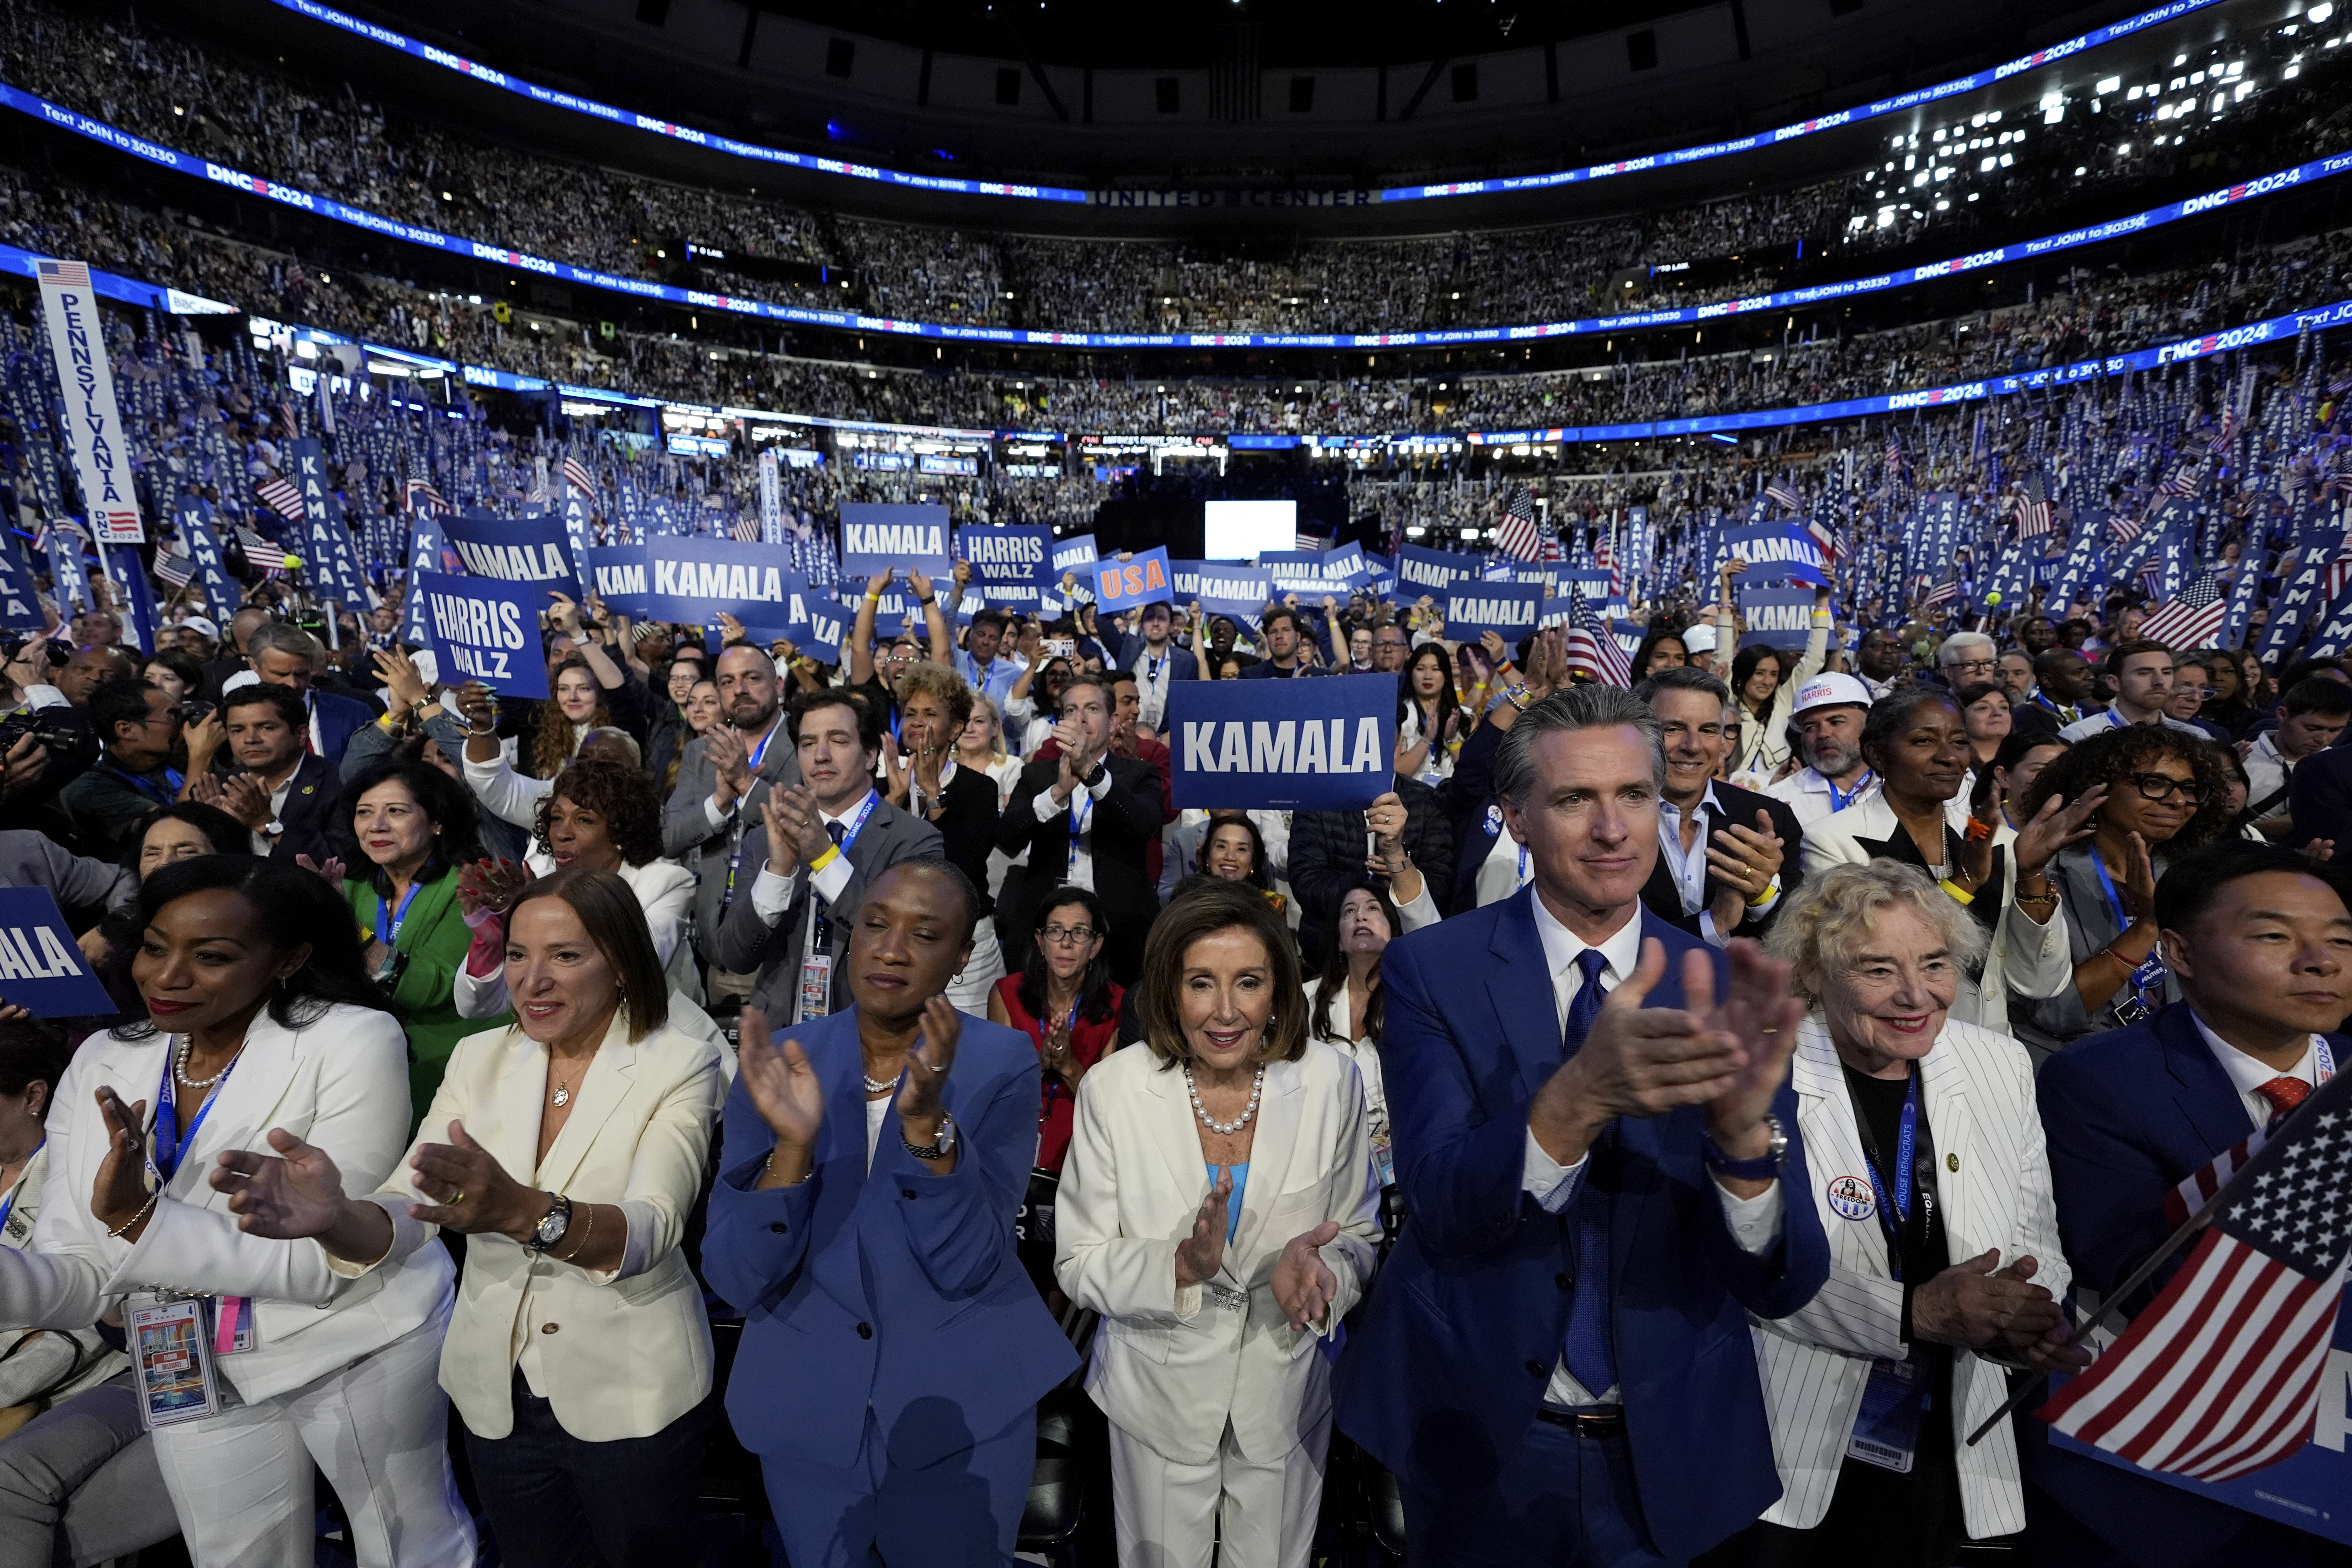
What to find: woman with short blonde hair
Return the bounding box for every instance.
[1713,861,2077,1568]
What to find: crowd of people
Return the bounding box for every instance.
[0,510,2346,1568]
[0,0,2341,343]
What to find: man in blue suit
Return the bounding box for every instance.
[244,622,372,764]
[1338,684,1831,1565]
[2029,839,2352,1568]
[703,858,1077,1566]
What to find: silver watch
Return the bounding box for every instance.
[524,1192,572,1252]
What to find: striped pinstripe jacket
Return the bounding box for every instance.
[1749,1015,2069,1538]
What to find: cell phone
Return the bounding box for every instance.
[1045,638,1076,659]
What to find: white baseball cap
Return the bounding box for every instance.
[1681,623,1718,654]
[180,615,220,642]
[1791,672,1873,714]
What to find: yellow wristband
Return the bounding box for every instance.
[1937,878,1976,906]
[864,592,883,604]
[808,845,842,875]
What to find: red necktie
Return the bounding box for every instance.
[2256,1076,2311,1129]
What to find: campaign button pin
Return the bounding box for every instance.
[1826,1175,1875,1221]
[1947,1154,1960,1173]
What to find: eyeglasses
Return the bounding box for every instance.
[1041,925,1098,945]
[1949,658,1998,674]
[2123,771,2212,804]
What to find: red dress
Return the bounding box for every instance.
[996,975,1123,1173]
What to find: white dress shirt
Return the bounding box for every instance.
[1032,762,1114,891]
[2240,732,2293,814]
[1657,786,1781,949]
[1764,767,1880,832]
[2190,1009,2334,1130]
[1131,643,1178,731]
[1519,894,1786,1407]
[748,792,873,921]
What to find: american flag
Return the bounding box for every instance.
[1807,518,1848,563]
[276,401,301,440]
[1595,531,1622,598]
[1294,530,1327,552]
[2164,1129,2267,1230]
[34,259,89,288]
[2138,571,2227,649]
[255,476,304,523]
[404,464,450,516]
[1764,480,1802,513]
[1884,434,1905,475]
[1918,568,1960,613]
[563,454,596,499]
[730,512,762,543]
[1561,588,1632,687]
[2014,470,2054,539]
[1494,485,1542,563]
[2322,447,2352,499]
[152,551,197,590]
[2324,539,2352,603]
[2038,1069,2352,1483]
[234,523,289,579]
[2108,512,2146,546]
[2160,463,2203,499]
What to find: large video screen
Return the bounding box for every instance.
[1203,500,1298,560]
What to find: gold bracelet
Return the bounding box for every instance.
[108,1192,157,1240]
[554,1201,596,1262]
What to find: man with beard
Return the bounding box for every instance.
[1763,674,1878,831]
[1238,606,1317,679]
[664,643,804,1001]
[1853,628,1906,701]
[1371,623,1410,673]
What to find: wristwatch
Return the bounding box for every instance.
[1083,760,1109,788]
[523,1192,572,1252]
[902,1112,958,1162]
[1701,1114,1787,1180]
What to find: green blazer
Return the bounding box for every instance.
[344,867,510,1126]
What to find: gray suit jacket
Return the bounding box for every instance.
[0,830,136,918]
[713,799,943,1018]
[662,726,804,963]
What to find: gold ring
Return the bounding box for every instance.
[450,1190,465,1206]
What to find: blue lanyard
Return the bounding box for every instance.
[2033,691,2074,720]
[1858,1072,1922,1280]
[2105,707,2128,731]
[745,717,784,775]
[1069,791,1093,866]
[374,880,424,949]
[808,792,882,946]
[152,1044,235,1185]
[1826,768,1875,813]
[2090,852,2165,1000]
[104,764,183,808]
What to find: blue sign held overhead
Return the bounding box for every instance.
[956,525,1056,595]
[642,537,805,626]
[1440,581,1546,643]
[0,886,117,1017]
[1090,548,1175,612]
[1737,587,1821,651]
[1394,544,1484,601]
[441,511,582,604]
[584,546,651,618]
[838,503,952,584]
[417,571,548,698]
[1167,674,1398,813]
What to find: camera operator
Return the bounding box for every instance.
[0,634,99,844]
[56,679,223,859]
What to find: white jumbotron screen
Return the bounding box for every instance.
[1203,500,1298,559]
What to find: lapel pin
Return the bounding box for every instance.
[1946,1153,1960,1172]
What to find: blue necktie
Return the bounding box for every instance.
[1561,948,1618,1397]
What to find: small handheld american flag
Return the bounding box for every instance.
[2035,1069,2352,1483]
[255,477,304,524]
[1494,485,1542,563]
[1561,589,1632,688]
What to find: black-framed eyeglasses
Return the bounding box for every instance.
[1042,925,1098,945]
[2123,771,2211,804]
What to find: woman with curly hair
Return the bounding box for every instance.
[449,756,704,1022]
[2009,725,2234,1063]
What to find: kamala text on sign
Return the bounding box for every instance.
[1167,675,1399,813]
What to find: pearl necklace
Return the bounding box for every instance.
[1185,1065,1265,1136]
[862,1070,900,1095]
[173,1035,243,1090]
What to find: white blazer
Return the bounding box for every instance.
[1055,1041,1381,1466]
[1299,978,1388,1154]
[1751,1016,2069,1538]
[1798,798,2069,1034]
[328,1008,723,1442]
[1,1004,453,1404]
[453,858,701,1018]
